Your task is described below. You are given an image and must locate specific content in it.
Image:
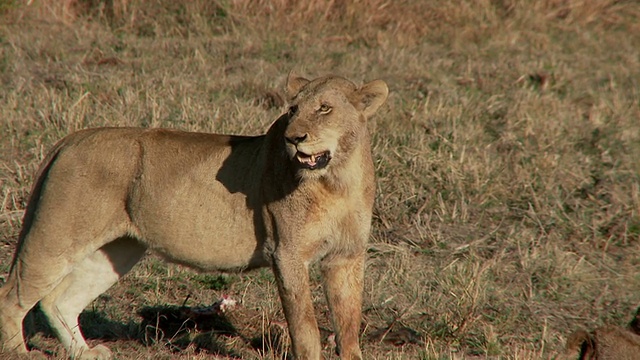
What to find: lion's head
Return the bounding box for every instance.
[282,74,388,179]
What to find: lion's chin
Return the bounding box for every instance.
[295,151,331,170]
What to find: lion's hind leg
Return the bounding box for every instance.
[0,241,75,355]
[0,276,30,355]
[39,237,146,360]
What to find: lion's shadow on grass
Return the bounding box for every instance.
[136,304,242,357]
[26,304,249,358]
[135,305,291,358]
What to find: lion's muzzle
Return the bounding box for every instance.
[285,133,332,170]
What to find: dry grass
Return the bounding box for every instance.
[1,0,639,359]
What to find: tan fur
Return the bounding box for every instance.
[563,326,640,360]
[0,74,388,360]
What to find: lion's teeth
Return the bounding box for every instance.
[310,154,316,162]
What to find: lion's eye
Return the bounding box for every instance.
[318,104,332,114]
[288,105,298,117]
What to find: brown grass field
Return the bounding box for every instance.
[1,0,640,359]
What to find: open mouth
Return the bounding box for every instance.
[295,151,331,170]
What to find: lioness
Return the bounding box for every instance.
[562,326,640,360]
[0,74,388,360]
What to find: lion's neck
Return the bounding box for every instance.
[322,134,374,195]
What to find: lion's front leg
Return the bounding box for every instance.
[321,253,365,360]
[272,253,322,359]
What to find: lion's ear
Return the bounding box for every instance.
[286,73,310,99]
[356,80,389,117]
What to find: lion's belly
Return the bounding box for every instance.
[143,209,267,271]
[130,181,269,271]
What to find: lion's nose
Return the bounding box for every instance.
[285,133,308,145]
